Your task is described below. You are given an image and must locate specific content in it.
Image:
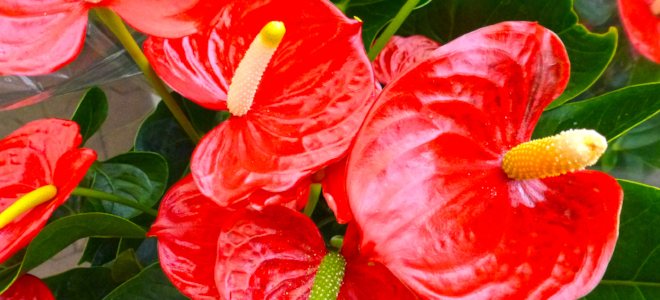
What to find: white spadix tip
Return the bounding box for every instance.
[226,21,286,117]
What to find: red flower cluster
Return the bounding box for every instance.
[618,0,660,63]
[0,119,96,265]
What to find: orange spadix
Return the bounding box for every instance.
[502,129,607,180]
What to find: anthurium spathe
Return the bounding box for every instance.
[0,0,226,75]
[372,35,440,85]
[215,205,417,299]
[0,275,54,300]
[0,119,96,265]
[148,174,308,300]
[618,0,660,64]
[346,21,623,300]
[144,0,375,208]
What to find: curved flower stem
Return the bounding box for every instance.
[303,183,323,217]
[94,7,201,144]
[71,187,159,217]
[367,0,421,61]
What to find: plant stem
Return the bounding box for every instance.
[71,187,159,217]
[330,235,344,250]
[94,7,201,144]
[335,0,351,12]
[367,0,421,61]
[303,184,323,217]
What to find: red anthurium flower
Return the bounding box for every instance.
[148,174,306,300]
[372,35,441,85]
[618,0,660,63]
[216,205,417,299]
[0,275,54,300]
[149,175,415,299]
[0,119,96,264]
[346,21,623,299]
[318,156,353,224]
[0,0,226,75]
[144,0,375,208]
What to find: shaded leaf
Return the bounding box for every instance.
[102,264,190,300]
[79,238,120,267]
[87,152,168,218]
[111,249,143,283]
[0,213,146,294]
[44,267,120,300]
[71,87,109,145]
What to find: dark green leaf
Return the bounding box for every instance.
[111,249,143,283]
[79,238,120,267]
[102,264,190,300]
[87,152,168,218]
[136,238,159,267]
[0,213,146,294]
[135,99,195,187]
[583,180,660,298]
[44,267,120,300]
[181,97,227,134]
[71,87,109,145]
[118,238,144,255]
[533,83,660,141]
[629,56,660,86]
[397,0,617,107]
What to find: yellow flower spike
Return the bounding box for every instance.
[0,185,57,229]
[652,0,660,15]
[503,129,607,180]
[226,21,286,117]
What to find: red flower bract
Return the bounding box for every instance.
[346,21,623,299]
[149,175,416,300]
[372,35,441,86]
[0,275,54,300]
[618,0,660,64]
[144,0,375,208]
[0,119,96,264]
[0,0,226,75]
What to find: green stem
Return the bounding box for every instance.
[367,0,421,61]
[94,7,201,144]
[335,0,351,12]
[303,184,323,217]
[330,235,344,250]
[71,187,158,217]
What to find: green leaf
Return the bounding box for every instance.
[0,213,146,294]
[87,152,168,218]
[79,238,121,267]
[71,87,109,145]
[533,83,660,142]
[103,264,190,300]
[135,99,195,187]
[582,180,660,298]
[44,267,120,300]
[396,0,617,107]
[111,249,143,283]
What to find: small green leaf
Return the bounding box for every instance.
[582,181,660,298]
[71,87,109,145]
[0,213,146,294]
[135,99,195,187]
[44,267,120,300]
[102,264,190,300]
[87,152,168,218]
[111,249,143,283]
[397,0,616,106]
[79,238,120,267]
[533,83,660,142]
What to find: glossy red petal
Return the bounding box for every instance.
[0,148,95,264]
[0,4,86,75]
[321,157,353,224]
[618,0,660,63]
[145,0,375,206]
[108,0,226,39]
[346,22,620,299]
[0,275,54,300]
[215,205,326,300]
[373,35,441,85]
[149,175,242,300]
